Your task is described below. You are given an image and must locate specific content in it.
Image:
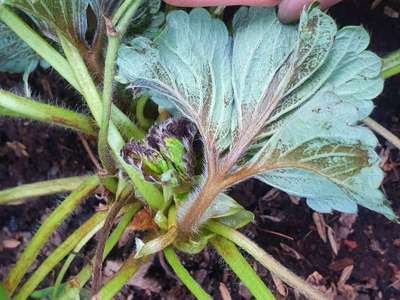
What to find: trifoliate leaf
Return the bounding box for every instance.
[0,21,40,73]
[262,26,382,139]
[118,6,396,223]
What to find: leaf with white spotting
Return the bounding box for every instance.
[117,8,233,153]
[118,6,397,226]
[231,6,336,150]
[262,26,383,139]
[251,91,397,221]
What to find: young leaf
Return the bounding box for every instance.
[117,6,397,234]
[122,118,197,189]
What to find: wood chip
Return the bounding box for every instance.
[128,208,158,232]
[327,227,339,255]
[343,239,358,250]
[313,212,327,243]
[384,6,399,18]
[339,265,354,285]
[371,0,383,10]
[280,243,303,260]
[6,141,29,157]
[370,239,386,255]
[329,258,354,272]
[219,282,233,300]
[128,261,162,293]
[272,274,288,296]
[306,271,325,286]
[3,239,21,249]
[289,195,300,205]
[261,188,280,202]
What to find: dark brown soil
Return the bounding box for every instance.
[1,1,400,299]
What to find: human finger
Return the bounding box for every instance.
[163,0,280,7]
[278,0,342,23]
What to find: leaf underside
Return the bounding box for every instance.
[3,0,162,48]
[117,7,396,220]
[0,21,40,73]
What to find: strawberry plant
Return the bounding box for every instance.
[0,1,399,300]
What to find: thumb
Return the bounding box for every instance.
[278,0,342,23]
[163,0,280,7]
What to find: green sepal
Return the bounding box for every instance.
[218,210,254,229]
[173,230,215,254]
[134,226,178,258]
[207,193,254,229]
[31,284,90,300]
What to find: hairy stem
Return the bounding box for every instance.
[59,203,141,300]
[14,211,107,300]
[0,176,92,205]
[99,31,121,173]
[99,0,144,173]
[91,197,130,295]
[52,214,104,299]
[206,221,328,300]
[0,90,97,136]
[163,247,212,300]
[58,34,103,123]
[95,253,148,300]
[5,176,99,295]
[178,163,258,235]
[210,236,275,300]
[0,5,144,142]
[363,117,400,150]
[382,49,400,79]
[178,172,223,234]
